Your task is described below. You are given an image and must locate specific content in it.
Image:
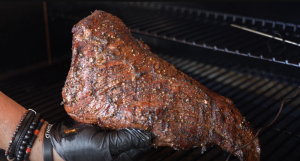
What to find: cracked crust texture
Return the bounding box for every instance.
[62,10,261,161]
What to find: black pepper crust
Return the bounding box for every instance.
[62,10,260,161]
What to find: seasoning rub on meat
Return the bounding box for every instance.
[62,10,261,161]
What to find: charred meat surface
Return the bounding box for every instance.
[62,10,261,161]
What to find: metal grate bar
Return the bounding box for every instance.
[122,3,300,67]
[203,79,271,160]
[151,19,195,36]
[48,2,300,66]
[1,51,300,161]
[248,86,296,127]
[262,110,300,160]
[230,34,266,51]
[273,138,300,160]
[128,16,175,31]
[190,29,231,45]
[138,147,166,161]
[179,147,207,161]
[163,149,194,161]
[233,79,273,103]
[143,18,189,33]
[193,27,237,44]
[200,66,243,90]
[164,55,300,160]
[157,21,202,37]
[168,23,213,40]
[127,15,168,27]
[212,74,259,97]
[198,146,223,161]
[217,31,257,48]
[171,55,298,160]
[280,138,300,160]
[249,87,297,132]
[176,25,226,42]
[241,83,290,117]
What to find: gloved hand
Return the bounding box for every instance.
[49,120,153,161]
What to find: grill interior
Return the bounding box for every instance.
[1,2,300,161]
[1,50,300,161]
[48,2,300,67]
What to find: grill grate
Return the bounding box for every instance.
[0,51,300,161]
[48,2,300,67]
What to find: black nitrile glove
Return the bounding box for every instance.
[49,120,153,161]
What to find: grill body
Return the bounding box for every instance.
[1,2,300,161]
